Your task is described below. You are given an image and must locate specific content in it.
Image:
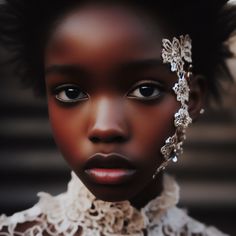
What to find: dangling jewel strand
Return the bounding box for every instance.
[153,35,192,179]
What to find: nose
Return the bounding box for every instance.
[88,98,129,143]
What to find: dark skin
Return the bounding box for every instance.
[0,3,206,235]
[43,4,204,210]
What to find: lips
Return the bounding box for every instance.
[84,153,137,185]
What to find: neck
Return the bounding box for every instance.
[129,172,163,209]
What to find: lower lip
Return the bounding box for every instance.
[85,168,136,185]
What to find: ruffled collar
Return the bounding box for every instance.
[0,172,227,236]
[36,172,180,235]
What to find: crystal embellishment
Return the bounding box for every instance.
[173,74,190,104]
[162,35,192,75]
[172,156,178,163]
[153,34,193,178]
[174,108,192,129]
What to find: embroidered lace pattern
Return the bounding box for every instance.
[0,172,228,236]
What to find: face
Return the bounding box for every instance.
[45,4,180,202]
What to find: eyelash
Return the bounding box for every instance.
[52,80,164,104]
[52,84,89,103]
[127,80,164,101]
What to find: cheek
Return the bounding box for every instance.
[47,100,89,166]
[127,97,178,161]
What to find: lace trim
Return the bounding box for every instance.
[0,172,228,236]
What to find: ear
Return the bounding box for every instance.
[188,75,207,122]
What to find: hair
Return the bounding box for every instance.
[0,0,236,100]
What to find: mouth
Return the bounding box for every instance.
[84,153,137,185]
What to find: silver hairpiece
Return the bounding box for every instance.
[153,35,192,178]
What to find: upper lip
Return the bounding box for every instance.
[84,153,136,170]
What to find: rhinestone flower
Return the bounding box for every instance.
[173,74,190,104]
[174,108,192,129]
[162,35,192,74]
[161,135,177,160]
[162,37,183,73]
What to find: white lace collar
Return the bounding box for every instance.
[0,172,228,236]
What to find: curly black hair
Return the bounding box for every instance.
[0,0,236,99]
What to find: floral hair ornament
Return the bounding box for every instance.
[153,35,193,179]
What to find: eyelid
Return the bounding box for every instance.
[126,79,164,98]
[52,83,79,92]
[52,83,89,103]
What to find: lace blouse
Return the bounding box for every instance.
[0,172,228,236]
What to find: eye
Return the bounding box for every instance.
[127,81,163,100]
[53,84,88,103]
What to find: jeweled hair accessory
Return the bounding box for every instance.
[153,35,192,178]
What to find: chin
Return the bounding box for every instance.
[84,182,139,202]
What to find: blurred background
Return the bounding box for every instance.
[0,37,236,235]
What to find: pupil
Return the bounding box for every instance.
[66,88,80,99]
[140,86,154,97]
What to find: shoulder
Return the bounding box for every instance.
[0,173,84,235]
[165,206,229,236]
[0,210,40,235]
[0,218,42,235]
[0,204,43,235]
[143,175,229,236]
[0,198,82,236]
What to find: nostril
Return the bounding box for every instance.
[89,135,127,143]
[115,136,126,143]
[89,136,100,143]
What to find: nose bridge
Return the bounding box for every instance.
[88,96,129,142]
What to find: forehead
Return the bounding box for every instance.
[54,4,163,36]
[45,4,169,78]
[48,5,163,53]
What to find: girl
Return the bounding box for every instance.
[0,0,235,235]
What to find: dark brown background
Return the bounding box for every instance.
[0,40,236,235]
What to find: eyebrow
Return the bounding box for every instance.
[45,64,88,78]
[118,59,165,72]
[45,59,165,78]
